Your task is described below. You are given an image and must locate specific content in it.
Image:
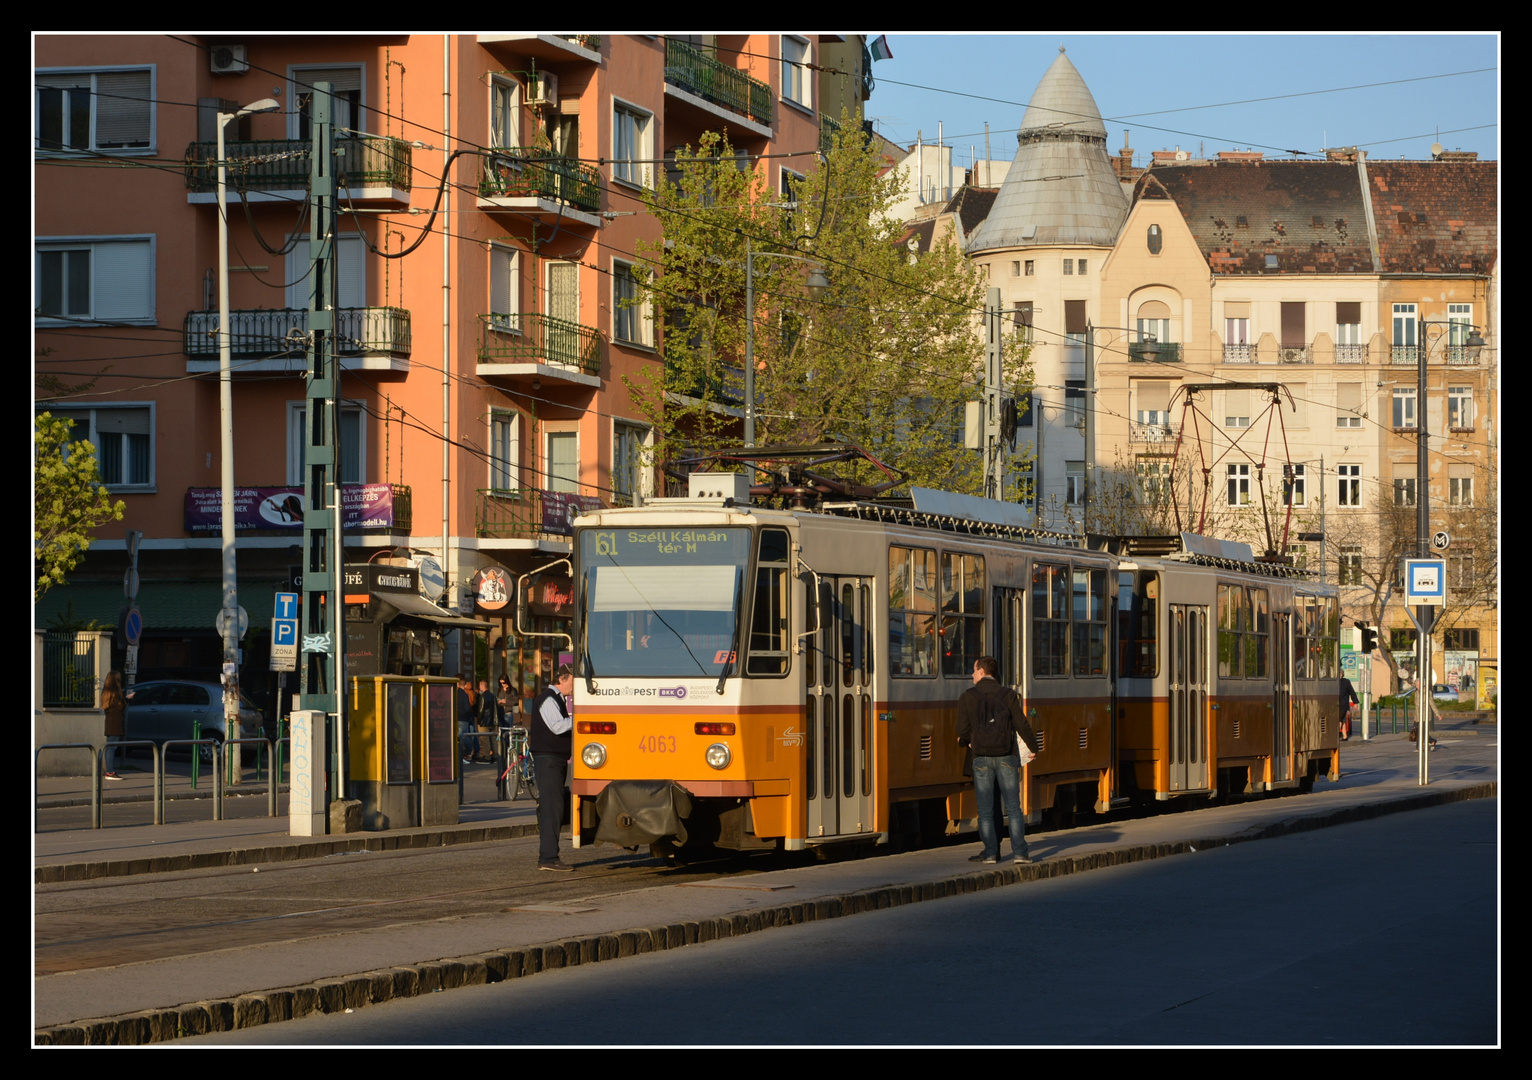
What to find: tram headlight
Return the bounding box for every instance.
[705,742,731,770]
[581,742,607,769]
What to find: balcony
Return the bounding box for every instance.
[1335,343,1368,364]
[476,487,604,542]
[477,34,602,65]
[477,313,603,385]
[477,149,602,224]
[1278,345,1311,364]
[1222,343,1254,364]
[664,38,773,133]
[184,136,412,205]
[1130,342,1181,363]
[183,307,411,371]
[1129,421,1179,444]
[1445,345,1480,366]
[1390,345,1419,365]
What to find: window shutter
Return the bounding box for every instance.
[1336,301,1360,324]
[93,240,153,321]
[1225,388,1250,417]
[1281,302,1306,347]
[1137,300,1171,321]
[93,71,151,147]
[1065,300,1087,334]
[1224,301,1251,319]
[1337,382,1361,412]
[1137,381,1170,413]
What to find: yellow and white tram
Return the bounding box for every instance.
[567,474,1339,856]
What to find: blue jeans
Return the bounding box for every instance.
[973,753,1028,860]
[533,754,569,863]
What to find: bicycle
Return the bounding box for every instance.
[498,726,539,802]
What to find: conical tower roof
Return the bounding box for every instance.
[968,48,1127,253]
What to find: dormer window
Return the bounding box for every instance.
[1147,224,1163,255]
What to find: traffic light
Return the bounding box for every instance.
[1356,622,1378,654]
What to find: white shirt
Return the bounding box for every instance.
[540,689,572,735]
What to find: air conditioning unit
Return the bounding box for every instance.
[527,70,559,110]
[210,45,249,76]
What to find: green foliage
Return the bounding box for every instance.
[34,412,124,601]
[625,120,1031,494]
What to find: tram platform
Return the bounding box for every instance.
[34,715,1497,1044]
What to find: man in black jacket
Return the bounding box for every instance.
[955,656,1040,864]
[530,664,576,871]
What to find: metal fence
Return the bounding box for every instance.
[41,633,97,708]
[184,307,412,360]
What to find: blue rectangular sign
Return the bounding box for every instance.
[274,592,299,619]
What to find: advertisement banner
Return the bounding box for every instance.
[185,485,396,532]
[540,490,603,536]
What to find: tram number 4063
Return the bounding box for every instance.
[639,735,678,753]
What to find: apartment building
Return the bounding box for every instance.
[34,34,856,704]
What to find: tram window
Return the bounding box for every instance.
[1218,584,1249,679]
[1246,588,1269,678]
[889,545,938,677]
[1320,596,1338,679]
[1118,571,1159,678]
[1032,562,1069,677]
[941,553,986,676]
[747,528,791,676]
[1072,568,1109,677]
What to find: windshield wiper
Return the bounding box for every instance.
[715,568,746,694]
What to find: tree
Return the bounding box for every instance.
[35,412,124,601]
[625,121,1031,494]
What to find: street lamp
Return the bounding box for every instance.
[216,98,280,746]
[1084,323,1157,534]
[744,242,828,446]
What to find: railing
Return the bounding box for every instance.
[477,313,602,375]
[1390,345,1418,365]
[1278,345,1311,364]
[1129,422,1179,444]
[41,633,97,708]
[1335,343,1368,363]
[1130,342,1181,363]
[476,488,605,540]
[664,38,773,125]
[1445,345,1479,365]
[184,135,412,193]
[820,114,841,154]
[1222,343,1254,363]
[184,307,412,359]
[478,149,601,213]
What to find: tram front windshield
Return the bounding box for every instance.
[579,527,750,678]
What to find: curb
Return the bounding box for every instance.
[35,780,1495,1045]
[35,822,541,884]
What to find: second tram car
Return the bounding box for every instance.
[566,475,1339,857]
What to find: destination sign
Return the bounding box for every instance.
[583,527,749,563]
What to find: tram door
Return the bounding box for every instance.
[806,577,874,838]
[992,588,1026,693]
[1168,604,1210,792]
[1271,612,1292,784]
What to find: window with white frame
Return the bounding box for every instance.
[1283,463,1306,507]
[1224,387,1251,428]
[1336,382,1363,428]
[1287,543,1309,571]
[1064,381,1085,428]
[1227,463,1252,506]
[781,36,811,109]
[1392,387,1417,429]
[287,233,365,309]
[1016,461,1036,506]
[1393,475,1416,507]
[1024,260,1034,276]
[1137,457,1173,504]
[1062,258,1074,276]
[1392,303,1417,361]
[291,66,364,139]
[490,75,520,149]
[1013,302,1034,344]
[489,243,519,332]
[1076,258,1088,276]
[1449,469,1473,507]
[612,421,649,505]
[544,429,579,493]
[1338,464,1361,507]
[1065,461,1085,505]
[1137,299,1171,349]
[612,100,653,188]
[44,406,155,489]
[489,410,520,490]
[36,67,153,152]
[1449,546,1475,591]
[1225,317,1249,345]
[1448,385,1474,430]
[288,402,364,485]
[1336,301,1361,346]
[1447,303,1473,361]
[36,238,154,324]
[613,260,654,347]
[1338,545,1364,586]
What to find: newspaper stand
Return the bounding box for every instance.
[349,674,460,829]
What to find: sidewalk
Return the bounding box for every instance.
[34,721,1498,1044]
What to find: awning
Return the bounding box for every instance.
[35,580,281,632]
[371,590,494,632]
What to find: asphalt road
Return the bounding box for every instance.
[189,798,1499,1046]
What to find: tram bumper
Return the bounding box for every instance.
[593,780,694,847]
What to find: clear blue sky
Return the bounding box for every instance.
[863,33,1500,167]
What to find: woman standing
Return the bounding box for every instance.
[100,671,127,779]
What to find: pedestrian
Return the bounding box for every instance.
[456,678,476,764]
[496,674,518,725]
[1339,675,1359,741]
[530,664,575,871]
[955,655,1039,865]
[100,670,127,780]
[475,678,501,760]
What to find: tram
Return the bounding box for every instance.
[565,465,1339,857]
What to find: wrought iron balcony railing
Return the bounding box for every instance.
[1222,343,1254,363]
[1444,345,1479,365]
[1335,343,1368,363]
[1129,421,1179,444]
[184,135,412,193]
[184,307,411,359]
[664,38,773,125]
[476,487,604,540]
[1130,342,1181,363]
[478,149,601,213]
[477,312,602,375]
[1278,345,1311,364]
[1390,345,1419,365]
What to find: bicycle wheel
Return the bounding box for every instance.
[521,758,539,803]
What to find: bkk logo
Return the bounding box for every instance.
[658,686,688,700]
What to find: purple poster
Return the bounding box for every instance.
[540,490,603,535]
[185,485,396,532]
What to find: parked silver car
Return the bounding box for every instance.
[124,680,264,760]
